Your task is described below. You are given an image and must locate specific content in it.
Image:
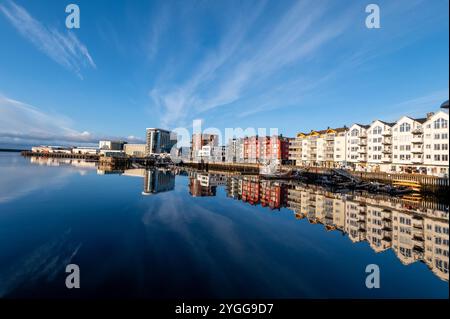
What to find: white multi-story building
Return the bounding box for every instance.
[333,129,347,167]
[391,116,427,174]
[346,124,370,170]
[289,128,347,167]
[422,111,449,176]
[367,120,394,172]
[285,101,449,176]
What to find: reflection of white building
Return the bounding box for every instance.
[197,173,227,187]
[284,183,448,281]
[366,205,392,253]
[424,218,449,280]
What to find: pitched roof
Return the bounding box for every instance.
[414,118,427,124]
[377,120,395,126]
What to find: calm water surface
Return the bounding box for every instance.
[0,152,448,298]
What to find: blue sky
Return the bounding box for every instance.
[0,0,448,147]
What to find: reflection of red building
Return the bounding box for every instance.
[241,178,260,205]
[240,178,287,210]
[242,136,290,163]
[260,181,285,210]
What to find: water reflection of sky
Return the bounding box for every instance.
[0,153,448,298]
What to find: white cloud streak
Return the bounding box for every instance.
[0,0,95,78]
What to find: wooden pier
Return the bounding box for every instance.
[21,151,99,160]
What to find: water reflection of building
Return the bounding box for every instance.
[142,169,175,195]
[225,176,288,210]
[188,172,226,197]
[285,184,449,281]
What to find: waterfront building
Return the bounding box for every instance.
[367,120,395,173]
[191,133,219,162]
[288,133,304,166]
[240,135,290,164]
[346,124,370,171]
[72,147,99,155]
[333,128,348,167]
[289,128,346,167]
[146,128,175,156]
[31,145,72,154]
[99,140,126,151]
[226,138,238,163]
[391,116,427,174]
[422,110,449,176]
[211,146,226,163]
[124,143,146,157]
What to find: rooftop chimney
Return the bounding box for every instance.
[426,112,434,120]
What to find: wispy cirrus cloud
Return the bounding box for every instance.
[0,94,143,146]
[384,89,449,120]
[145,0,445,129]
[0,0,95,78]
[147,0,353,127]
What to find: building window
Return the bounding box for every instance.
[434,118,448,129]
[434,155,441,161]
[400,123,411,132]
[372,126,382,135]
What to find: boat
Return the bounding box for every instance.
[392,180,421,192]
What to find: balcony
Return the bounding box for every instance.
[411,136,423,144]
[411,146,423,153]
[411,157,423,164]
[382,138,392,145]
[382,147,392,153]
[382,131,392,136]
[358,147,367,153]
[382,156,392,162]
[412,128,423,135]
[359,140,367,146]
